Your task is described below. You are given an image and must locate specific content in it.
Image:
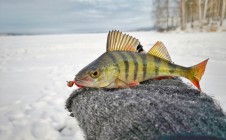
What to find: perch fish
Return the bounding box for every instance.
[67,30,208,91]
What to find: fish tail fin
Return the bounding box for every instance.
[187,59,209,91]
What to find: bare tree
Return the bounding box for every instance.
[220,0,226,26]
[153,0,226,31]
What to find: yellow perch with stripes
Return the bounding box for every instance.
[67,30,208,91]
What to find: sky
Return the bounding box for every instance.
[0,0,153,34]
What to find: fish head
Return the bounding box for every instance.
[74,58,118,88]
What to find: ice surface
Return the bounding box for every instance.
[0,32,226,139]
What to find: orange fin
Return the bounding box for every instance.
[187,59,209,91]
[191,79,200,91]
[128,82,139,87]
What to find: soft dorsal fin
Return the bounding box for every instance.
[106,30,140,52]
[147,41,172,62]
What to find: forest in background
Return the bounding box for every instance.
[153,0,226,32]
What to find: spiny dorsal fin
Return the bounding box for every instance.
[106,30,141,52]
[147,41,172,62]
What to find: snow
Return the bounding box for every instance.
[0,31,226,139]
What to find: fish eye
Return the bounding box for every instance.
[90,70,100,78]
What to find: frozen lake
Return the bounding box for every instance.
[0,31,226,139]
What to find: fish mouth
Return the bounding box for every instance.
[74,83,83,88]
[74,76,92,88]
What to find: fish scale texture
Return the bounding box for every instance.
[66,78,226,140]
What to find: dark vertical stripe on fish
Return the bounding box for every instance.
[168,63,176,73]
[107,52,120,73]
[118,52,129,80]
[154,57,160,76]
[140,54,147,80]
[128,52,138,81]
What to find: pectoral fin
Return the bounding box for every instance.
[106,78,139,88]
[106,78,128,88]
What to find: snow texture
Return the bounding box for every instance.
[66,78,226,140]
[0,31,226,139]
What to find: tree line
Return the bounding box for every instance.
[153,0,226,32]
